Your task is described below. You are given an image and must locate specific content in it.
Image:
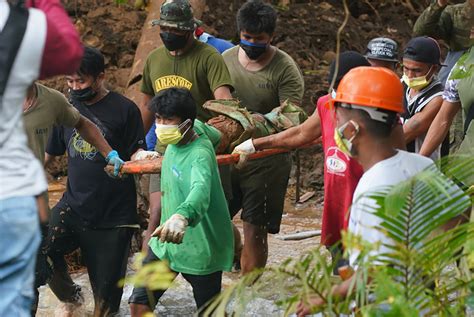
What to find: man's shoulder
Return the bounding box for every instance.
[147,46,167,58]
[272,48,298,66]
[36,83,67,102]
[222,46,238,60]
[106,91,139,110]
[358,151,433,191]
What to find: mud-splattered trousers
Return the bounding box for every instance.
[44,199,134,316]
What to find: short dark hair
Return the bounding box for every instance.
[78,47,105,79]
[328,51,370,89]
[237,0,277,35]
[149,87,196,124]
[352,108,397,139]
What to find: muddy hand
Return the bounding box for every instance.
[153,214,188,244]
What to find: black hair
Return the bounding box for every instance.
[149,87,196,124]
[353,108,397,139]
[328,51,370,89]
[237,0,277,35]
[78,46,105,79]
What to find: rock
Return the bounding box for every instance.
[318,1,333,11]
[86,7,108,19]
[322,51,336,64]
[82,33,101,48]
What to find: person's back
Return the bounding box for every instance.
[0,2,48,201]
[348,150,433,265]
[0,1,82,315]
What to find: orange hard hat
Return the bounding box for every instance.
[329,66,403,113]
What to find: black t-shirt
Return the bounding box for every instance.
[47,92,146,228]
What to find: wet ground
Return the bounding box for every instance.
[37,180,323,316]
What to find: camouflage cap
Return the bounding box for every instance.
[151,0,202,31]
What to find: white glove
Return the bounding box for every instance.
[152,214,188,244]
[133,150,161,161]
[232,139,256,155]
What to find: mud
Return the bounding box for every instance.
[37,192,322,316]
[36,0,442,315]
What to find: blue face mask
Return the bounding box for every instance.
[240,39,268,60]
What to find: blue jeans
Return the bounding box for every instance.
[0,196,40,317]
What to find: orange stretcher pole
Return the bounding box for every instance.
[107,139,321,175]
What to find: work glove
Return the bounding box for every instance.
[133,150,161,161]
[232,139,256,155]
[106,150,124,177]
[152,214,188,244]
[232,139,256,169]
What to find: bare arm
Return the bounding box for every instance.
[420,100,461,157]
[403,97,443,144]
[296,276,354,316]
[253,110,321,151]
[74,116,112,158]
[138,93,154,133]
[142,192,162,253]
[213,85,233,99]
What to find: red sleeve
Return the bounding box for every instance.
[27,0,84,79]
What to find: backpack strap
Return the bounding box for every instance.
[0,3,29,96]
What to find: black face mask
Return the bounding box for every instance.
[69,86,97,102]
[160,32,189,51]
[240,40,268,60]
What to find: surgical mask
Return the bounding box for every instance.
[160,32,189,51]
[240,39,268,60]
[69,86,97,102]
[333,120,359,157]
[155,119,191,145]
[402,67,433,90]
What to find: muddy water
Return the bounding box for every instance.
[37,180,323,316]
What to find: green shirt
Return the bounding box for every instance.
[413,0,473,51]
[141,40,233,121]
[222,46,304,114]
[149,120,234,275]
[23,83,81,163]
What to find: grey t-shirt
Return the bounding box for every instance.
[222,46,304,113]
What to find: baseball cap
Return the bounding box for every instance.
[365,37,399,62]
[403,36,446,66]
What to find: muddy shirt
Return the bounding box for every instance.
[223,46,304,114]
[141,40,233,121]
[413,0,473,51]
[23,83,80,163]
[46,92,146,227]
[150,121,234,275]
